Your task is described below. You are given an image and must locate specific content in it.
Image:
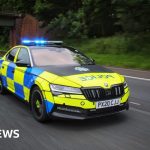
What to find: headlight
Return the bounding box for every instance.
[124,81,128,88]
[50,84,82,94]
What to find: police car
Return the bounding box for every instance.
[0,40,130,122]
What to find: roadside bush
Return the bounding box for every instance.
[48,9,88,39]
[64,33,150,55]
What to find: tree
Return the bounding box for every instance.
[83,0,115,37]
[48,9,87,38]
[0,0,149,39]
[0,0,35,14]
[34,0,82,24]
[115,0,150,33]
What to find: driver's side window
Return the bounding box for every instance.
[16,48,31,65]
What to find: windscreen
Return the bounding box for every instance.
[31,46,93,66]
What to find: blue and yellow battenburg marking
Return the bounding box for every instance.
[0,59,54,113]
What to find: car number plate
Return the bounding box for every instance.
[96,99,120,109]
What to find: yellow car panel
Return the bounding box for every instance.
[64,73,124,88]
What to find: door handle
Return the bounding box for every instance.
[2,66,4,69]
[12,70,15,73]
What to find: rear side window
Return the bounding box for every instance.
[16,48,30,64]
[6,48,18,62]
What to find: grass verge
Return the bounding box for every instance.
[86,53,150,70]
[64,34,150,70]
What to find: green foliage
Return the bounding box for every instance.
[48,9,87,38]
[64,33,150,55]
[34,0,82,24]
[0,27,9,50]
[65,34,150,69]
[0,0,150,39]
[34,0,150,38]
[87,53,150,70]
[83,0,115,37]
[0,0,35,14]
[115,0,150,33]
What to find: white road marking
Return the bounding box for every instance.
[130,101,141,106]
[124,75,150,81]
[107,66,150,73]
[130,107,150,116]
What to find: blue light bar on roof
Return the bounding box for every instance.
[21,40,63,46]
[22,40,31,44]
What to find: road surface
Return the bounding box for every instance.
[0,67,150,150]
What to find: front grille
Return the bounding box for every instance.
[81,84,124,101]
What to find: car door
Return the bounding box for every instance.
[1,47,19,92]
[13,47,31,100]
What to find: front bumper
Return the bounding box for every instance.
[50,101,129,120]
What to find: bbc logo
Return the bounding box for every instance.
[0,129,19,139]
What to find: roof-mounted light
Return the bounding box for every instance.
[21,39,63,46]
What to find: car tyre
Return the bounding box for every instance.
[30,86,49,122]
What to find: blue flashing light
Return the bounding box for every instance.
[22,40,31,44]
[35,40,46,44]
[22,40,46,44]
[21,39,63,46]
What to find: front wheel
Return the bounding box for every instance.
[30,87,49,122]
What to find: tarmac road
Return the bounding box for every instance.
[0,67,150,150]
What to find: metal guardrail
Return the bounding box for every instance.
[0,50,7,52]
[0,11,22,17]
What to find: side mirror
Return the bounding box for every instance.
[90,58,95,64]
[16,60,31,67]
